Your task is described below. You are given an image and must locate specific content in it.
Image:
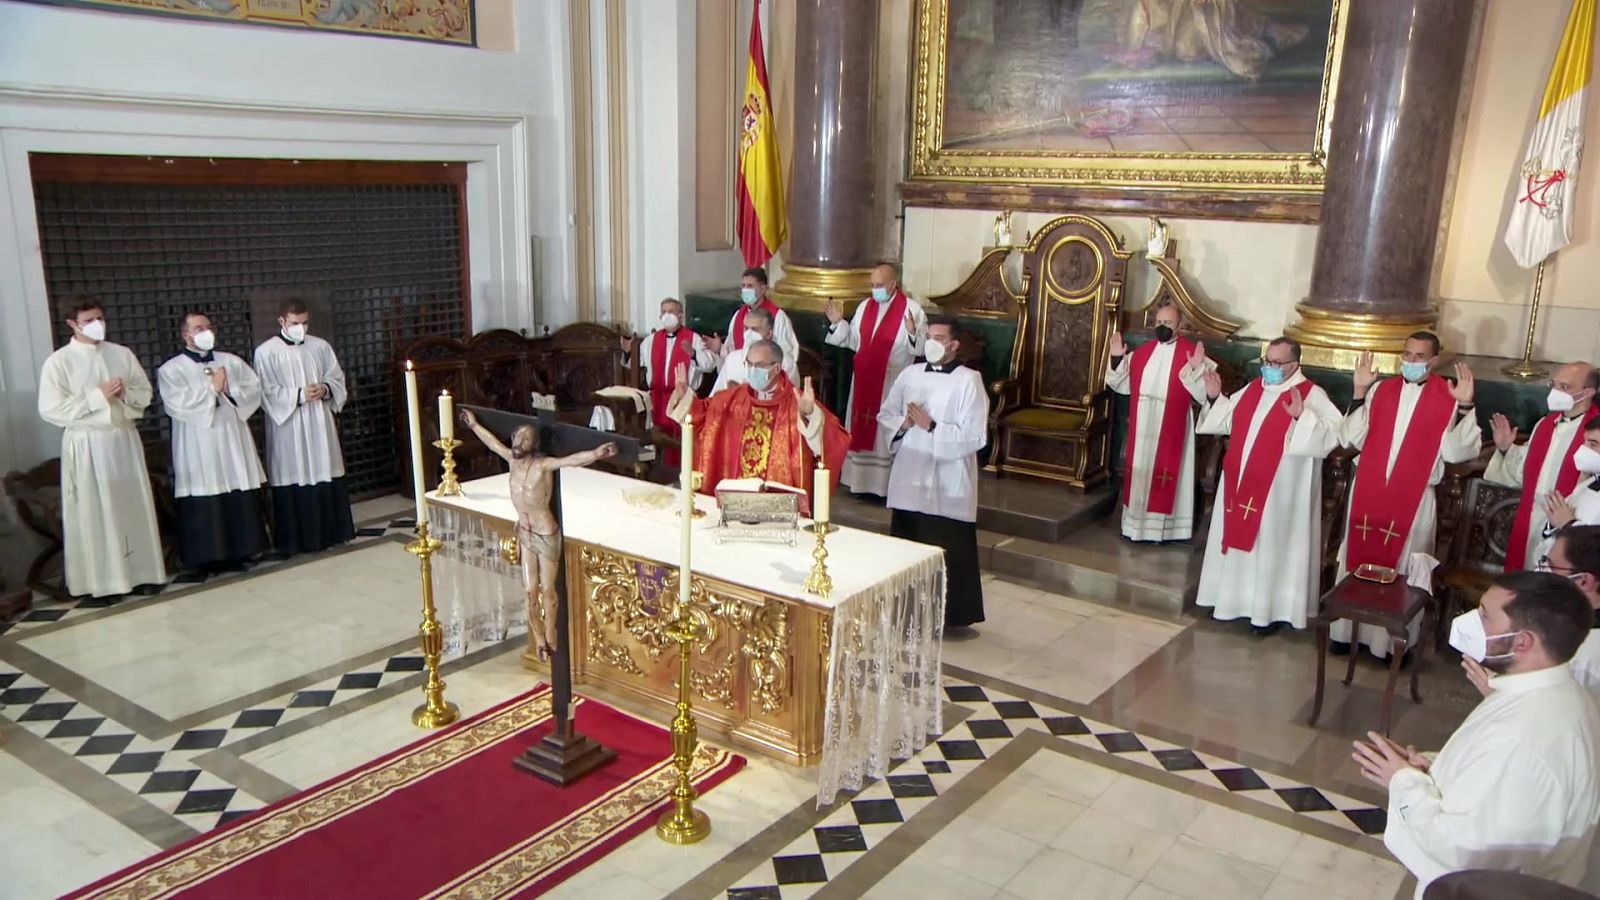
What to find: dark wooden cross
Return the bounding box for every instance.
[461,404,644,787]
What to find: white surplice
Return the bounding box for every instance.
[713,345,798,395]
[37,340,168,597]
[1486,413,1590,570]
[1194,371,1341,628]
[724,304,800,363]
[825,295,928,496]
[1331,380,1483,657]
[628,329,717,391]
[1383,664,1600,898]
[253,334,348,487]
[876,363,990,522]
[157,351,268,498]
[1105,341,1214,541]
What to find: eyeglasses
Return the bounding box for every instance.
[1537,556,1579,575]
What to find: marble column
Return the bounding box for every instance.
[773,0,882,309]
[1286,0,1478,369]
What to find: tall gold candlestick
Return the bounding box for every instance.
[407,522,460,729]
[804,458,834,597]
[656,615,710,844]
[433,437,463,496]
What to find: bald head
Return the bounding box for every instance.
[1553,362,1599,414]
[871,263,900,296]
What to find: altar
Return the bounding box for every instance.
[425,467,947,804]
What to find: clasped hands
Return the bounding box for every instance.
[98,377,126,400]
[903,402,934,432]
[304,383,330,402]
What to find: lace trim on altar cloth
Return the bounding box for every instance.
[816,555,947,807]
[431,507,528,661]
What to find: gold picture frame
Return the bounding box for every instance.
[908,0,1348,201]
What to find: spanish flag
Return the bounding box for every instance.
[737,1,786,268]
[1504,0,1594,268]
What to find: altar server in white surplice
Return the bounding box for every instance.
[159,312,269,572]
[1355,572,1600,898]
[1195,337,1341,634]
[1331,337,1483,658]
[1485,362,1600,573]
[823,262,927,496]
[253,298,355,555]
[37,298,167,597]
[1105,299,1214,543]
[877,317,990,629]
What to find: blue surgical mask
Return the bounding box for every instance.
[747,365,774,392]
[1261,364,1286,386]
[741,287,759,305]
[871,287,890,302]
[1400,361,1429,383]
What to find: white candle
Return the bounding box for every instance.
[438,389,454,441]
[680,415,694,610]
[404,361,428,526]
[814,466,831,524]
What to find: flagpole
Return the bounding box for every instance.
[1503,259,1551,379]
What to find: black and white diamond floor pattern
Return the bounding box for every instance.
[0,648,426,834]
[725,680,1388,899]
[0,518,418,638]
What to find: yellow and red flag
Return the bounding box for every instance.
[1504,0,1595,268]
[737,1,786,268]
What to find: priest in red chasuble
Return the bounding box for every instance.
[620,297,717,467]
[1485,361,1600,572]
[1106,299,1216,543]
[1331,335,1482,658]
[667,339,846,517]
[1195,337,1342,635]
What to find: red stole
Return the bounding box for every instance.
[1219,379,1315,554]
[731,299,781,350]
[648,329,693,432]
[1343,376,1456,572]
[1121,337,1196,515]
[846,291,910,452]
[691,373,847,517]
[1505,406,1600,571]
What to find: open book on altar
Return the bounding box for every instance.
[714,478,805,496]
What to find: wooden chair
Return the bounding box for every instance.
[988,215,1131,490]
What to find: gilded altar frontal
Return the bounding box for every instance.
[911,0,1345,191]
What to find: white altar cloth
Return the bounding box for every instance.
[427,467,947,805]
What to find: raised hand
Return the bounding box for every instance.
[619,333,635,354]
[1352,351,1377,399]
[674,362,690,390]
[1202,370,1222,400]
[1491,413,1517,451]
[1282,388,1305,420]
[1187,342,1206,372]
[1450,361,1476,404]
[704,332,723,354]
[795,375,817,416]
[904,309,918,336]
[459,408,479,430]
[824,298,843,324]
[1108,331,1126,358]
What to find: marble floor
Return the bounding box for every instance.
[0,495,1452,900]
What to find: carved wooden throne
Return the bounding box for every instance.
[989,214,1131,490]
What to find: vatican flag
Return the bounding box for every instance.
[737,1,786,269]
[1504,0,1595,269]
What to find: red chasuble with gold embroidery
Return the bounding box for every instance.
[690,373,847,517]
[1343,376,1456,572]
[1219,380,1314,554]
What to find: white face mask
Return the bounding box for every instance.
[1549,387,1578,413]
[192,329,216,352]
[743,328,761,347]
[1448,608,1519,664]
[659,312,680,331]
[80,319,106,342]
[283,322,308,343]
[1577,445,1600,474]
[740,287,759,305]
[924,339,948,364]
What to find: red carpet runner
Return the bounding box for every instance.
[69,686,745,899]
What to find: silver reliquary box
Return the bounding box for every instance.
[714,482,801,546]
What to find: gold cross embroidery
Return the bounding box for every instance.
[1154,470,1174,488]
[1239,497,1259,519]
[1354,516,1374,540]
[1380,521,1402,546]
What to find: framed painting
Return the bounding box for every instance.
[907,0,1348,216]
[13,0,476,46]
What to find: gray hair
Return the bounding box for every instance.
[744,305,774,328]
[748,338,784,364]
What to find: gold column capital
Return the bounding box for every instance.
[1284,303,1439,373]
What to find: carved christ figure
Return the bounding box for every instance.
[460,409,618,660]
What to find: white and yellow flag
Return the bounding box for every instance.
[1504,0,1595,268]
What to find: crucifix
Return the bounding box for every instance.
[1354,516,1374,540]
[1380,521,1402,546]
[460,403,644,786]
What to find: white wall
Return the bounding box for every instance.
[0,1,577,471]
